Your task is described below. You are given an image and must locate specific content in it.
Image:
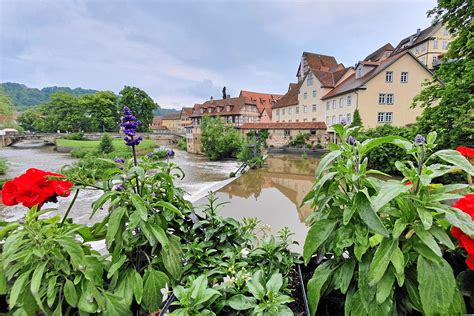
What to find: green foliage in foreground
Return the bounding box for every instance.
[0,159,7,175]
[303,123,474,315]
[200,116,243,160]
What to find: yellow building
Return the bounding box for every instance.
[392,23,453,70]
[162,112,180,132]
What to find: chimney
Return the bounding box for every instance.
[416,28,421,37]
[409,35,414,46]
[210,96,213,102]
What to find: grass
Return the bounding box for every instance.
[56,139,156,152]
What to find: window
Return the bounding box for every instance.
[312,104,317,112]
[276,109,280,116]
[303,105,308,113]
[288,108,292,115]
[326,101,330,110]
[347,95,352,106]
[226,105,230,112]
[304,92,307,99]
[432,56,438,64]
[296,119,299,122]
[200,108,204,113]
[444,28,449,36]
[357,67,362,78]
[421,43,426,52]
[339,97,344,108]
[326,116,330,125]
[401,72,408,83]
[385,71,393,83]
[433,39,438,49]
[312,118,316,122]
[339,114,344,123]
[442,40,448,49]
[332,100,336,109]
[347,113,352,123]
[307,73,313,86]
[303,118,307,122]
[295,106,299,114]
[310,129,316,135]
[312,90,317,98]
[288,120,292,122]
[379,93,394,104]
[282,109,285,115]
[284,130,290,136]
[377,112,393,123]
[332,115,336,124]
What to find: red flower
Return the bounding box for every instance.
[451,194,474,270]
[0,168,72,208]
[456,146,474,159]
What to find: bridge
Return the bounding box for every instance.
[1,131,184,147]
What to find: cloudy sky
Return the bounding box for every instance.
[1,0,436,109]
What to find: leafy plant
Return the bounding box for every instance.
[177,137,187,151]
[303,123,474,315]
[200,115,243,160]
[98,133,115,154]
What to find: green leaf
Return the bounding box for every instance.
[131,194,148,221]
[392,219,407,239]
[266,273,283,293]
[162,235,183,280]
[64,279,78,307]
[191,274,208,301]
[155,200,183,218]
[390,246,404,277]
[226,295,256,310]
[368,238,397,286]
[247,270,265,300]
[429,225,455,250]
[30,261,48,311]
[315,150,342,177]
[103,292,131,316]
[413,243,442,264]
[142,269,169,313]
[107,255,127,279]
[416,207,433,230]
[9,270,32,309]
[47,276,58,307]
[0,266,6,295]
[417,256,458,315]
[303,219,337,264]
[359,135,403,155]
[148,224,169,249]
[335,259,355,294]
[307,261,334,316]
[432,149,474,176]
[415,228,442,257]
[130,269,143,304]
[106,207,125,248]
[355,193,389,237]
[371,182,410,213]
[91,191,115,218]
[376,270,395,304]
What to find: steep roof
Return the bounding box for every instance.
[303,52,340,71]
[189,96,256,118]
[311,67,352,88]
[239,90,282,119]
[321,51,432,100]
[364,43,394,62]
[392,24,441,54]
[241,122,327,130]
[181,107,193,116]
[271,80,304,109]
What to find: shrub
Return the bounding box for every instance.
[176,137,187,151]
[147,149,167,160]
[70,148,94,158]
[97,133,114,154]
[200,116,243,160]
[0,159,7,175]
[289,132,308,147]
[303,123,474,315]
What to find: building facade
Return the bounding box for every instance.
[162,112,181,132]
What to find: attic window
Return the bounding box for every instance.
[200,109,204,114]
[217,107,221,112]
[226,105,231,112]
[307,72,313,86]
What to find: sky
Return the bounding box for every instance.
[0,0,437,109]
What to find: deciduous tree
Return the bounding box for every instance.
[118,86,157,132]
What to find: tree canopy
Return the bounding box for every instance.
[118,86,158,132]
[200,115,243,160]
[0,86,16,125]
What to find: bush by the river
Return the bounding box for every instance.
[200,115,243,160]
[176,137,187,151]
[0,159,7,175]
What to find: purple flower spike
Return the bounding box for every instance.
[120,106,142,147]
[114,157,125,164]
[347,136,356,146]
[414,134,425,145]
[340,118,347,126]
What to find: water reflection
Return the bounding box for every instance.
[195,154,320,249]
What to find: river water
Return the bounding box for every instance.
[0,142,320,246]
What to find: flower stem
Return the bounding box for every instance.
[60,189,79,226]
[132,144,138,166]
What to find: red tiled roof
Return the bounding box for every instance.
[321,51,432,100]
[303,52,339,71]
[239,90,282,119]
[189,96,255,118]
[241,122,327,130]
[312,67,351,88]
[181,107,193,116]
[364,43,394,62]
[163,112,181,120]
[272,80,304,109]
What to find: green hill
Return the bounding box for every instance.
[153,108,179,116]
[1,82,98,111]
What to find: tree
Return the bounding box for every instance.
[413,0,474,148]
[0,87,16,125]
[98,133,115,154]
[200,116,242,160]
[118,86,158,132]
[48,92,89,132]
[222,86,227,99]
[81,92,119,132]
[350,109,363,128]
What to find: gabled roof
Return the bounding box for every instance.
[162,112,181,120]
[189,96,256,118]
[392,24,441,54]
[181,107,193,117]
[271,80,304,109]
[311,67,352,88]
[364,43,394,62]
[239,90,282,119]
[321,51,432,100]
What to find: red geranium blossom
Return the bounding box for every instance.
[456,146,474,159]
[0,168,72,208]
[451,194,474,270]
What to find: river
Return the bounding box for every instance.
[0,142,320,247]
